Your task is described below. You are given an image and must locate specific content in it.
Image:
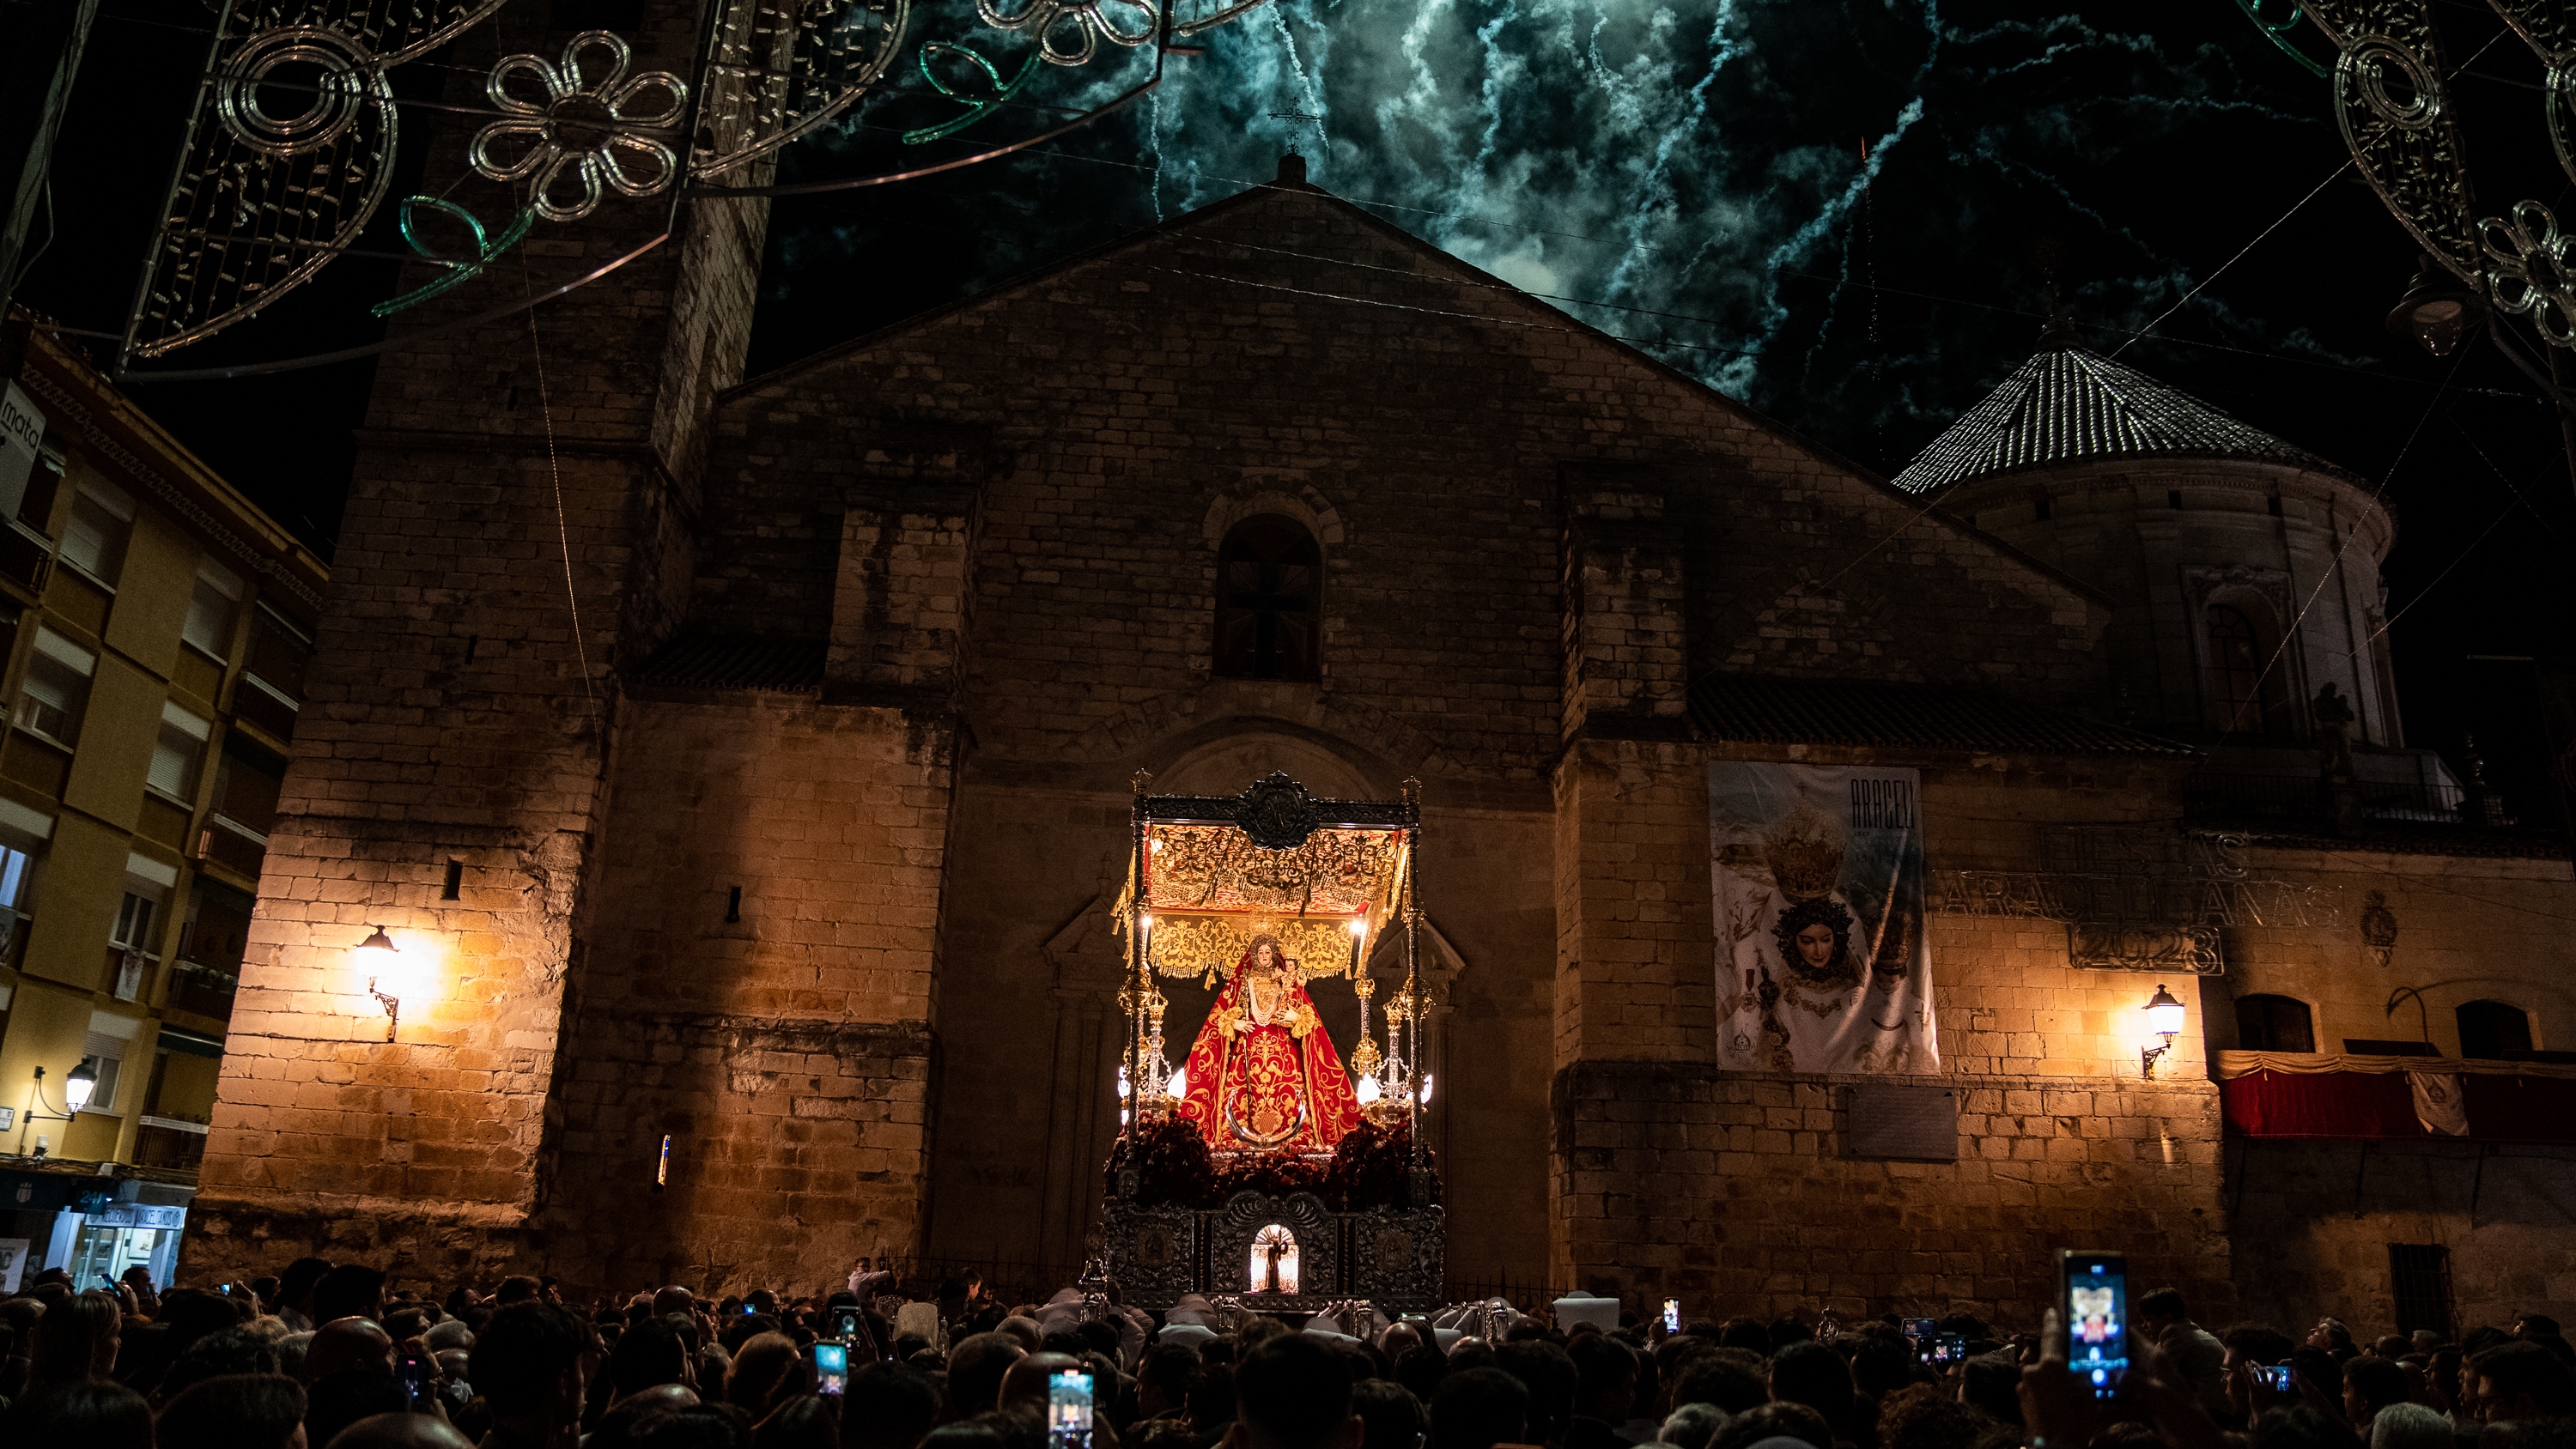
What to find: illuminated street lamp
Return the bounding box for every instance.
[357,925,400,1041]
[2140,983,2187,1079]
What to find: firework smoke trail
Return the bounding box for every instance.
[1600,0,1742,304]
[771,0,2349,460]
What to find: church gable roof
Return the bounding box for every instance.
[1890,339,2349,494]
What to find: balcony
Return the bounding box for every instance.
[197,815,265,881]
[167,961,238,1022]
[2180,772,2490,824]
[132,1117,209,1173]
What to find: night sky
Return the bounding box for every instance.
[9,0,2576,816]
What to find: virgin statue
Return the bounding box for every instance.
[1175,934,1364,1153]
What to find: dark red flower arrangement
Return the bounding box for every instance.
[1106,1116,1442,1211]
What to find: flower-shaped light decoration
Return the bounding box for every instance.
[2482,198,2576,345]
[470,31,688,223]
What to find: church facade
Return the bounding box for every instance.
[185,68,2576,1327]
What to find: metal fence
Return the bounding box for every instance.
[2180,772,2498,825]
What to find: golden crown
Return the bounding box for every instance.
[1764,809,1844,901]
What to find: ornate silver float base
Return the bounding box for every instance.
[1100,1191,1445,1311]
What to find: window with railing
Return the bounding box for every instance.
[182,559,244,661]
[202,741,283,878]
[57,482,133,589]
[233,603,311,743]
[172,878,251,1022]
[149,701,211,801]
[16,627,94,748]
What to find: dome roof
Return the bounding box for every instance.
[1891,337,2348,494]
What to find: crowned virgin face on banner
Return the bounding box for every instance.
[1710,763,1938,1075]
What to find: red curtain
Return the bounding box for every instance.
[2221,1070,2423,1139]
[2461,1075,2576,1143]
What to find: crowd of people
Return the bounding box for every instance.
[0,1258,2569,1449]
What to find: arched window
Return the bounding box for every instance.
[1214,516,1321,682]
[2235,994,2315,1053]
[2206,603,2290,737]
[2458,1000,2534,1059]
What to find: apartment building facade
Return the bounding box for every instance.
[0,308,325,1289]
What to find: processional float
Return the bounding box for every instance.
[1097,771,1444,1310]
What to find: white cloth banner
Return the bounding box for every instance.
[2409,1070,2470,1137]
[1711,762,1939,1074]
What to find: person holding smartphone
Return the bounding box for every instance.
[2133,1288,2229,1424]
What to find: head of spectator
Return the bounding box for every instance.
[477,1300,596,1446]
[1709,1402,1834,1449]
[326,1413,479,1449]
[943,1331,1029,1422]
[1188,1364,1238,1435]
[844,1362,942,1449]
[306,1366,408,1448]
[641,1403,759,1448]
[1,1380,153,1449]
[614,1314,699,1400]
[1876,1383,1984,1449]
[1138,1343,1197,1421]
[2345,1355,2413,1432]
[1234,1335,1363,1449]
[313,1265,388,1327]
[1570,1334,1638,1426]
[1352,1378,1426,1449]
[1716,1321,1769,1356]
[1661,1403,1728,1449]
[1957,1355,2021,1428]
[422,1318,474,1354]
[728,1332,809,1418]
[495,1276,544,1307]
[305,1319,398,1383]
[996,1317,1044,1353]
[997,1352,1085,1416]
[28,1288,119,1391]
[158,1373,310,1449]
[754,1393,841,1449]
[1382,1325,1425,1361]
[277,1258,335,1321]
[1673,1353,1769,1418]
[1846,1336,1911,1401]
[2469,1341,2576,1424]
[2253,1404,2365,1449]
[1767,1343,1856,1436]
[1496,1340,1578,1445]
[2136,1288,2196,1341]
[1768,1319,1815,1355]
[165,1325,289,1403]
[1429,1366,1528,1449]
[1394,1345,1448,1409]
[2517,1317,2562,1343]
[2369,1402,2456,1449]
[2308,1319,2358,1361]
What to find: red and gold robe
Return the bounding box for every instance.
[1175,949,1364,1153]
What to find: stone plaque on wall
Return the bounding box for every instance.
[1846,1084,1958,1161]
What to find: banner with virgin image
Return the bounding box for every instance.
[1710,762,1939,1074]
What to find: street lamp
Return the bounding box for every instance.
[2140,983,2187,1079]
[357,925,400,1041]
[2385,255,2488,357]
[22,1060,95,1159]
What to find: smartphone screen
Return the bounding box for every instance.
[829,1306,861,1341]
[2058,1251,2131,1399]
[814,1341,849,1397]
[1662,1300,1680,1332]
[1904,1318,1936,1340]
[1936,1335,1966,1365]
[1048,1369,1095,1449]
[396,1354,434,1410]
[2259,1365,2295,1391]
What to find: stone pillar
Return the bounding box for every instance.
[1559,487,1690,745]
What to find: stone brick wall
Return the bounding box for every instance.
[188,0,771,1285]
